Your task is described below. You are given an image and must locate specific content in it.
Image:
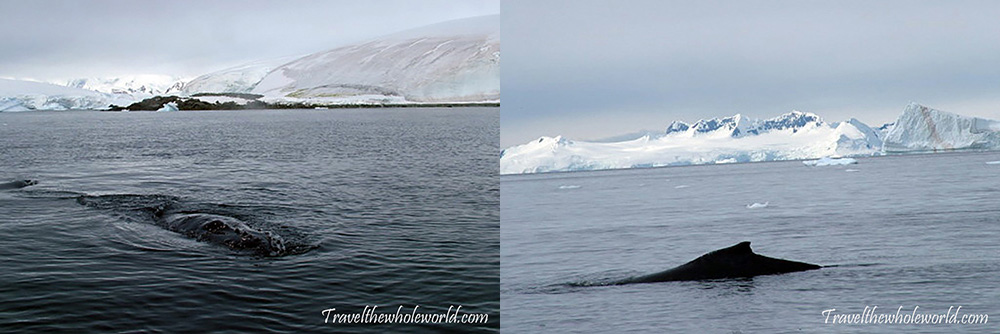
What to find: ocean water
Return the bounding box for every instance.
[502,152,1000,333]
[0,108,499,333]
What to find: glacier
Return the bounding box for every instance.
[0,78,132,111]
[0,76,186,112]
[501,104,1000,174]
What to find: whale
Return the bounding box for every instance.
[616,241,820,284]
[75,194,291,256]
[0,179,37,190]
[154,210,286,256]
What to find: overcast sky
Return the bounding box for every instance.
[502,0,1000,147]
[0,0,498,80]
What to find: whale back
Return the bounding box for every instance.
[159,212,286,256]
[0,179,37,190]
[619,241,820,283]
[76,193,298,257]
[687,241,819,276]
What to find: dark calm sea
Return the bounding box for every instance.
[502,151,1000,333]
[0,108,499,333]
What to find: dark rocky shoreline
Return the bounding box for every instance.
[106,94,499,111]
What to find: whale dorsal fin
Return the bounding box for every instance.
[697,241,754,260]
[725,241,753,254]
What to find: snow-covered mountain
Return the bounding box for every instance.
[0,78,129,111]
[501,104,1000,174]
[59,75,186,96]
[252,15,499,103]
[882,103,1000,152]
[663,111,826,137]
[180,56,298,95]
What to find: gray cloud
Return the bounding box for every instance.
[502,0,1000,147]
[0,0,498,79]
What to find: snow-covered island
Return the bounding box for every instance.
[500,103,1000,174]
[0,15,498,112]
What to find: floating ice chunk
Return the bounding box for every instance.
[674,185,690,189]
[157,102,179,112]
[558,185,581,189]
[844,169,861,172]
[986,161,1000,165]
[746,202,769,209]
[803,157,857,166]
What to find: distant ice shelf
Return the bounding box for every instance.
[501,103,1000,174]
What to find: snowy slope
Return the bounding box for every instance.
[180,56,298,95]
[0,78,122,111]
[500,111,883,174]
[882,103,1000,152]
[252,15,499,103]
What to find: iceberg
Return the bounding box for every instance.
[156,102,179,112]
[882,103,1000,152]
